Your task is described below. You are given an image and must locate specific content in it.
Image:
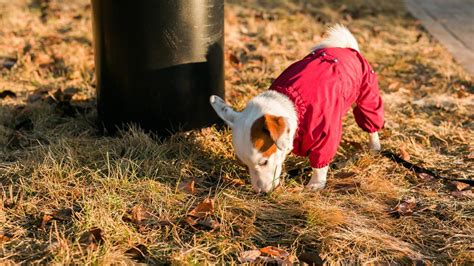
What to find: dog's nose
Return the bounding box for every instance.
[252,184,262,193]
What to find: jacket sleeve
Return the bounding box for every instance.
[353,67,384,133]
[306,95,344,169]
[307,120,343,168]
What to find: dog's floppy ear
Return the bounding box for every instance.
[209,95,240,127]
[263,114,291,151]
[252,114,291,155]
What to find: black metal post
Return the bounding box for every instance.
[91,0,224,135]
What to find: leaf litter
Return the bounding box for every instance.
[239,246,293,264]
[186,198,220,230]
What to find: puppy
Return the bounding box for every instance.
[210,25,384,193]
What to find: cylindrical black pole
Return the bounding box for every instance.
[91,0,224,135]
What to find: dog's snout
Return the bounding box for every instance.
[252,184,262,193]
[252,178,279,194]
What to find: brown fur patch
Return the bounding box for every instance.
[251,114,286,157]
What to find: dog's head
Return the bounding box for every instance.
[210,95,292,193]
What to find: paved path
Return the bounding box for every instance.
[405,0,474,75]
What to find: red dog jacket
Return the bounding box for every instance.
[270,47,384,168]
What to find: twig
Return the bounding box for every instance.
[380,150,474,186]
[286,150,474,186]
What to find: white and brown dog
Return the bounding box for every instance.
[210,25,384,193]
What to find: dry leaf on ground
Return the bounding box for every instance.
[418,204,438,212]
[39,208,75,230]
[125,244,150,262]
[185,198,219,230]
[188,198,215,218]
[123,205,151,224]
[0,56,16,69]
[0,232,11,243]
[391,197,417,217]
[239,249,261,263]
[34,53,54,66]
[79,227,104,248]
[224,176,246,186]
[332,181,361,193]
[399,147,410,161]
[185,216,220,230]
[228,52,242,68]
[179,179,196,194]
[451,190,474,199]
[39,213,54,230]
[449,181,470,191]
[417,172,436,182]
[334,172,357,179]
[259,246,290,258]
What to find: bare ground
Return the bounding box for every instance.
[0,0,473,264]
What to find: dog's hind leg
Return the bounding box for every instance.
[306,166,328,191]
[368,132,381,152]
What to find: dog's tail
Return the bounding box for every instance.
[312,24,359,52]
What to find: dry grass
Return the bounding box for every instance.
[1,0,473,264]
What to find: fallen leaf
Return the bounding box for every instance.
[188,198,215,218]
[185,216,198,226]
[391,197,416,217]
[239,250,261,263]
[27,88,49,102]
[51,208,74,221]
[283,255,296,265]
[35,53,54,66]
[0,90,16,99]
[0,56,16,69]
[399,147,410,161]
[334,171,357,179]
[123,204,154,232]
[298,251,324,265]
[39,213,54,230]
[197,217,220,230]
[125,244,150,262]
[467,151,474,159]
[179,179,195,194]
[0,232,11,244]
[185,216,220,230]
[451,190,474,199]
[417,172,436,182]
[332,181,361,193]
[449,181,470,191]
[228,52,241,68]
[388,81,400,90]
[39,207,77,229]
[224,176,246,186]
[259,246,290,258]
[418,204,438,212]
[79,227,104,247]
[3,198,16,209]
[130,205,150,224]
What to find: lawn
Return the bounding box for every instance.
[0,0,473,264]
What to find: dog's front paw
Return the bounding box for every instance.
[306,181,326,191]
[368,132,381,153]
